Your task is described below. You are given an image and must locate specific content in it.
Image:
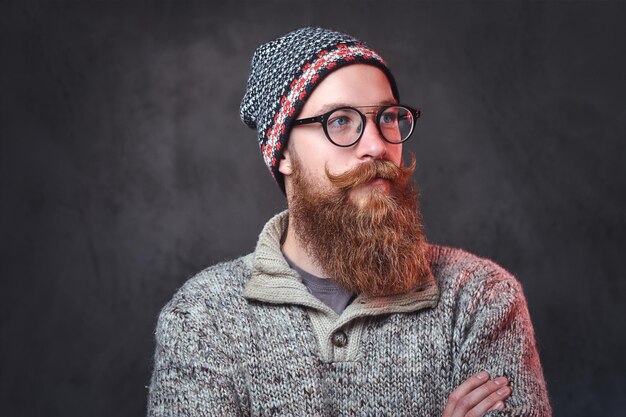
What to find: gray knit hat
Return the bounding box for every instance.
[240,27,399,192]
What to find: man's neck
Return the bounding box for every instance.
[281,221,330,279]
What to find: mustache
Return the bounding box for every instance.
[325,153,417,190]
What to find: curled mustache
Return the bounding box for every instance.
[325,153,417,190]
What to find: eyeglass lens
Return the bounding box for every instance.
[326,106,414,146]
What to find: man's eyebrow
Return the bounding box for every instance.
[314,100,398,115]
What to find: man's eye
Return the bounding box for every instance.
[328,116,351,129]
[381,112,397,124]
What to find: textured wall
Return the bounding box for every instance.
[1,1,625,416]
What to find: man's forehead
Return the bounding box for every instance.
[314,100,399,115]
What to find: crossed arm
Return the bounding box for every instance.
[148,342,511,417]
[440,265,551,417]
[148,269,550,416]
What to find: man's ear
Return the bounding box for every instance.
[278,148,293,176]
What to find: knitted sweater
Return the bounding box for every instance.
[147,211,551,416]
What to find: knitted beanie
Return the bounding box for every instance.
[240,27,399,192]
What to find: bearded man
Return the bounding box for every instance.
[147,27,551,416]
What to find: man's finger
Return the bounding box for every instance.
[447,376,509,417]
[442,371,490,417]
[488,401,505,412]
[450,376,510,417]
[469,386,510,416]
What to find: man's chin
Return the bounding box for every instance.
[348,195,399,226]
[348,179,392,208]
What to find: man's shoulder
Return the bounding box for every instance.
[427,244,523,298]
[162,253,254,316]
[153,254,255,357]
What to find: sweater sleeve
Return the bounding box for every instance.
[147,301,247,417]
[451,267,552,417]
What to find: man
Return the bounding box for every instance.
[148,27,551,416]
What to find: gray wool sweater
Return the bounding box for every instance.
[147,211,551,416]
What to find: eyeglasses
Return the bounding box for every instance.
[292,104,420,147]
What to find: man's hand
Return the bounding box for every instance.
[441,371,511,417]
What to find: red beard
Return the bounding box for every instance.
[288,154,431,296]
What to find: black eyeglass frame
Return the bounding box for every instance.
[291,104,421,147]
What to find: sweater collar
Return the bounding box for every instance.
[243,210,440,317]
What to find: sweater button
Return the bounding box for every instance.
[331,330,348,347]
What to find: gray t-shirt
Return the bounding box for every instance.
[284,254,355,315]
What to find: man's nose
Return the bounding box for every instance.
[355,117,388,160]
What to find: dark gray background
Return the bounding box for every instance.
[2,1,625,416]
